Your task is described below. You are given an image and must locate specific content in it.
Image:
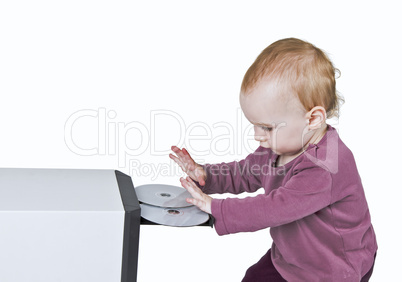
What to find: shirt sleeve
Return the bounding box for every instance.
[211,160,333,235]
[200,147,268,195]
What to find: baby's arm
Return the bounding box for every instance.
[212,162,333,235]
[170,146,264,195]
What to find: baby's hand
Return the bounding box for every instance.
[180,176,212,214]
[169,146,207,186]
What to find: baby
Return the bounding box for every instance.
[169,38,377,281]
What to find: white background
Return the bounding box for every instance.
[1,1,400,281]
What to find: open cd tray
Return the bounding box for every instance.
[139,201,215,227]
[136,184,215,228]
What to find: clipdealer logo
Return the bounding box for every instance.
[64,107,340,178]
[64,108,257,175]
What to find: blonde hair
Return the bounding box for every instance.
[241,38,343,119]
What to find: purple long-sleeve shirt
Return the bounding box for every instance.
[201,126,377,281]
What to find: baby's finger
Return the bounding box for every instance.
[172,147,199,174]
[188,169,206,187]
[171,146,187,161]
[185,177,205,200]
[169,154,188,172]
[184,176,199,190]
[198,177,205,186]
[195,168,206,186]
[180,177,201,200]
[182,148,196,170]
[171,145,180,153]
[169,153,182,166]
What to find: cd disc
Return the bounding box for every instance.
[135,184,193,208]
[140,203,209,227]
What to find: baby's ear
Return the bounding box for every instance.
[305,106,327,130]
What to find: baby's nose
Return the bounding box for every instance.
[254,134,267,142]
[254,128,268,142]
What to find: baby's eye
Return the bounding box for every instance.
[260,126,273,132]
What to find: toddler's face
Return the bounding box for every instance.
[240,81,312,158]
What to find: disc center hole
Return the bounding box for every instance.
[167,209,180,215]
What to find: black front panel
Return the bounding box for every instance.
[115,171,141,282]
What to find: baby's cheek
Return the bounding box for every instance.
[277,131,299,150]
